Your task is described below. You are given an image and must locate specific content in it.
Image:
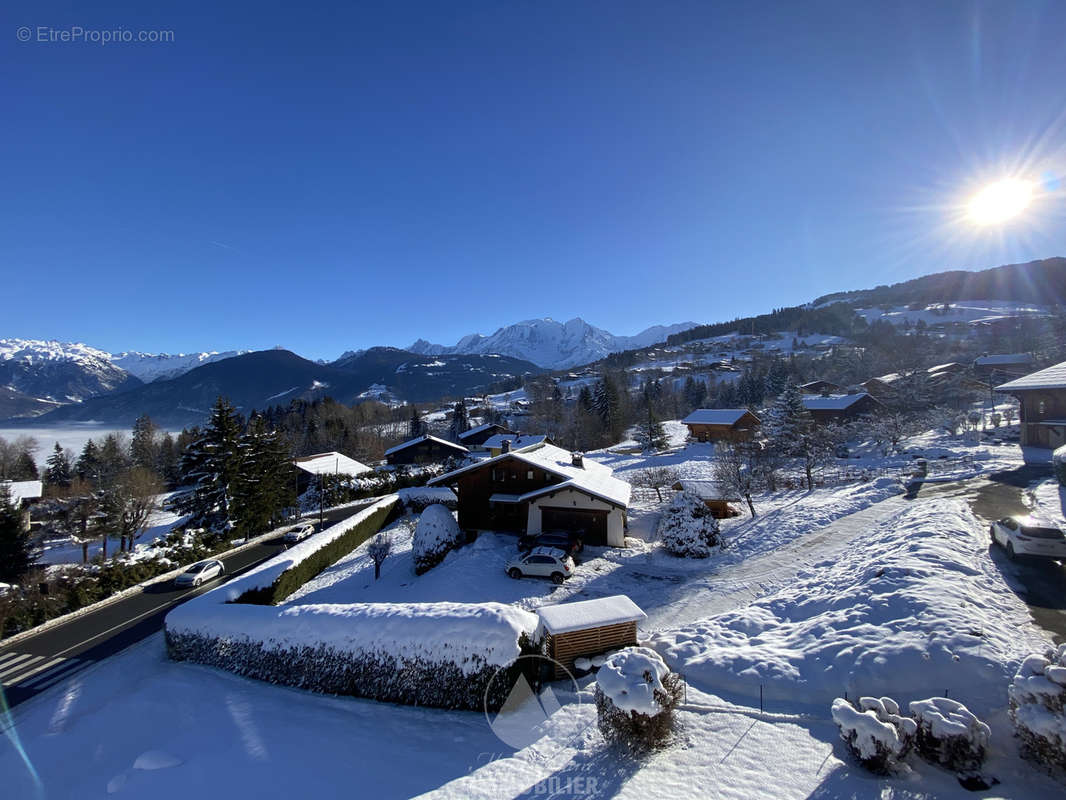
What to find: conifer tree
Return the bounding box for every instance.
[130,414,160,470]
[45,442,73,489]
[230,415,295,537]
[174,397,245,527]
[449,400,470,442]
[157,433,180,487]
[0,484,35,583]
[636,387,668,451]
[408,405,424,439]
[13,450,38,481]
[76,439,102,483]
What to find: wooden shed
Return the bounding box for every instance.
[537,595,646,679]
[670,479,741,518]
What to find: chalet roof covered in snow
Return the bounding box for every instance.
[293,452,372,478]
[996,360,1066,392]
[673,479,739,501]
[1,480,43,504]
[384,435,469,457]
[537,594,646,635]
[481,433,548,451]
[975,353,1034,366]
[457,422,507,440]
[429,442,631,508]
[681,408,757,426]
[802,392,873,410]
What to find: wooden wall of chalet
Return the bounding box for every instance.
[545,620,638,679]
[453,456,561,532]
[387,440,465,465]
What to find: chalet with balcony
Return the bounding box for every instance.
[996,361,1066,448]
[427,443,630,546]
[681,408,761,443]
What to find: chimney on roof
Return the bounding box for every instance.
[501,439,511,453]
[571,452,584,468]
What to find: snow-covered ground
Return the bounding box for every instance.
[5,420,1062,798]
[36,496,188,566]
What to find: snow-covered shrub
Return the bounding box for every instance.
[1053,445,1066,487]
[412,503,463,575]
[908,697,990,774]
[595,647,684,751]
[1009,644,1066,773]
[831,696,916,774]
[656,491,721,558]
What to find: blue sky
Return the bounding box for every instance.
[3,1,1065,361]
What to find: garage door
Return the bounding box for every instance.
[540,507,608,546]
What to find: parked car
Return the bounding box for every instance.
[175,559,225,587]
[517,530,583,557]
[283,522,316,544]
[505,546,575,584]
[989,517,1066,561]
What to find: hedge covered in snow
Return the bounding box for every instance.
[1009,643,1066,773]
[398,486,457,513]
[656,491,721,558]
[1054,445,1066,487]
[831,696,915,774]
[412,503,464,575]
[908,696,989,774]
[166,601,539,710]
[233,496,399,604]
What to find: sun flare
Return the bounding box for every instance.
[966,178,1034,225]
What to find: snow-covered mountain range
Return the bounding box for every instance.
[111,350,249,382]
[407,318,701,369]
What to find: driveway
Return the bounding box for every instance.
[908,463,1066,644]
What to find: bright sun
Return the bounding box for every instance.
[967,178,1035,225]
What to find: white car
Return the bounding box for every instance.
[174,559,225,587]
[283,523,316,544]
[505,546,575,584]
[990,517,1066,561]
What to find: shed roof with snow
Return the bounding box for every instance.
[537,594,646,635]
[481,433,549,451]
[975,353,1034,367]
[293,452,372,478]
[384,435,469,457]
[801,392,873,411]
[996,360,1066,392]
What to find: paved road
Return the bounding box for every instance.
[908,463,1066,643]
[0,503,371,708]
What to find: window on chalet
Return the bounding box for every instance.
[527,470,534,480]
[1039,400,1047,417]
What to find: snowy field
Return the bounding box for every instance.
[4,419,1064,798]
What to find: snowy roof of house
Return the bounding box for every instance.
[458,422,509,440]
[384,435,469,457]
[975,353,1034,366]
[681,408,758,426]
[537,595,646,635]
[2,480,43,504]
[293,452,372,478]
[429,443,631,508]
[481,433,548,450]
[801,393,872,411]
[927,362,963,374]
[673,479,740,501]
[996,360,1066,392]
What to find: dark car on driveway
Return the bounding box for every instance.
[518,530,583,557]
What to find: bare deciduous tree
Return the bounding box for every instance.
[98,467,163,555]
[367,532,392,580]
[628,466,681,503]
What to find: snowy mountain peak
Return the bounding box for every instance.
[0,338,114,366]
[111,350,249,382]
[406,318,700,369]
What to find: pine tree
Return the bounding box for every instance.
[449,400,470,442]
[97,434,129,485]
[636,395,668,452]
[76,439,102,483]
[130,414,160,470]
[157,433,180,487]
[593,376,624,441]
[174,397,245,528]
[0,484,35,583]
[230,416,295,538]
[408,405,424,439]
[13,450,38,481]
[45,442,73,489]
[765,382,827,490]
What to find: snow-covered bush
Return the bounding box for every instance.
[908,697,990,774]
[656,491,721,558]
[831,696,916,774]
[412,503,464,575]
[595,647,684,751]
[1053,445,1066,487]
[1009,644,1066,773]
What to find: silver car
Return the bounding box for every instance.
[175,559,225,587]
[990,517,1066,561]
[505,546,575,584]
